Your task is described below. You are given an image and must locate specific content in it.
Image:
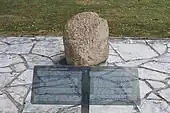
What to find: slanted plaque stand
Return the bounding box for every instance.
[31,66,140,113]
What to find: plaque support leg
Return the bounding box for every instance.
[81,70,90,113]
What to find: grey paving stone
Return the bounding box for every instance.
[0,41,4,45]
[107,54,123,63]
[32,40,64,56]
[140,62,170,74]
[147,42,167,55]
[0,45,8,53]
[1,37,32,45]
[35,36,46,40]
[11,69,33,85]
[159,88,170,102]
[128,40,146,44]
[139,81,152,99]
[116,59,150,66]
[0,72,19,87]
[146,39,170,45]
[148,81,166,89]
[167,43,170,48]
[45,36,63,41]
[140,100,170,113]
[146,93,160,100]
[154,53,170,63]
[109,38,146,44]
[23,54,53,69]
[90,105,134,113]
[6,86,30,104]
[5,43,34,54]
[99,61,108,66]
[45,37,64,45]
[168,79,170,85]
[50,53,65,63]
[0,54,23,67]
[0,94,18,113]
[0,67,12,73]
[109,43,158,61]
[10,63,27,72]
[138,68,169,81]
[109,45,118,56]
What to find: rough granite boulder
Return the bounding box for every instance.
[63,12,109,66]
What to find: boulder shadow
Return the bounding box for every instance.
[56,58,107,66]
[57,58,73,66]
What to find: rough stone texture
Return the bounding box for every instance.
[0,37,170,113]
[63,12,109,66]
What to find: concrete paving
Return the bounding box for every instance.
[0,36,170,113]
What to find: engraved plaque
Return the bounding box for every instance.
[31,66,88,104]
[31,66,140,105]
[90,66,140,105]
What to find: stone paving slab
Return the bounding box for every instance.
[0,36,170,113]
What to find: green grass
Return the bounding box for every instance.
[0,0,170,37]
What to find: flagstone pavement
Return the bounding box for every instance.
[0,36,170,113]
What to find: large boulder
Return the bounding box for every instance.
[63,12,109,66]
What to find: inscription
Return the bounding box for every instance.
[31,66,140,105]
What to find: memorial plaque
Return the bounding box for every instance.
[90,66,140,105]
[31,66,89,104]
[31,66,140,105]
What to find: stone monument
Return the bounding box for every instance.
[31,12,140,113]
[63,12,109,66]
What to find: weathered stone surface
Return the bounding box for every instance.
[0,94,18,113]
[0,54,23,67]
[140,100,170,113]
[10,63,26,72]
[6,86,30,104]
[110,43,158,61]
[63,12,109,66]
[23,54,53,69]
[139,81,152,98]
[0,67,12,73]
[147,42,167,55]
[116,59,149,67]
[159,88,170,101]
[154,53,170,63]
[32,40,62,56]
[138,68,169,81]
[0,45,7,53]
[141,62,170,74]
[11,69,33,85]
[0,72,19,87]
[1,37,32,44]
[90,105,134,113]
[5,43,33,54]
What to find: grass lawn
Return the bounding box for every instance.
[0,0,170,37]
